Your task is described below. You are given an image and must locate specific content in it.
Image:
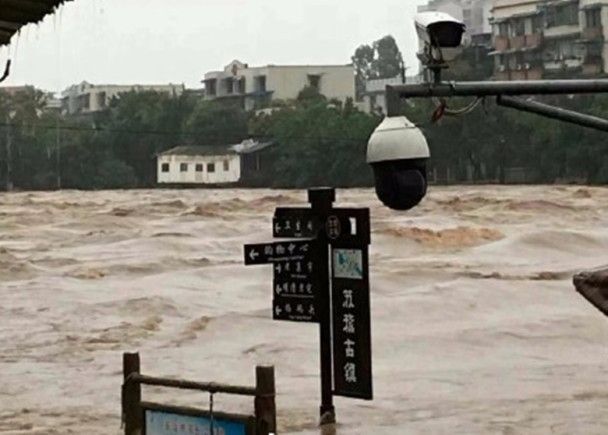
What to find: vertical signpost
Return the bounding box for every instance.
[330,209,372,400]
[244,188,373,425]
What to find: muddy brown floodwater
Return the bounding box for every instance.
[1,186,607,434]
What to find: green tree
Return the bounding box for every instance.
[372,36,404,79]
[250,97,380,188]
[352,35,404,100]
[184,99,248,146]
[352,44,375,100]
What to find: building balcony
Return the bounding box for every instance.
[544,58,584,72]
[510,35,526,50]
[492,34,542,53]
[494,35,509,52]
[493,66,543,81]
[582,27,603,41]
[582,63,603,75]
[582,55,603,75]
[494,70,510,81]
[525,33,543,48]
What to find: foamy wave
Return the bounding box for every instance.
[378,226,504,248]
[461,270,573,281]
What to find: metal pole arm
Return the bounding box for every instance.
[497,96,608,133]
[389,79,608,99]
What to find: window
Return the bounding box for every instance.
[512,19,525,36]
[498,22,509,37]
[195,163,204,172]
[463,9,472,27]
[532,16,543,33]
[161,163,170,173]
[223,160,230,171]
[369,94,377,109]
[79,94,91,111]
[207,163,215,173]
[254,75,267,93]
[586,8,602,28]
[205,79,217,96]
[97,91,106,108]
[308,74,321,89]
[180,163,188,172]
[238,78,246,94]
[224,78,233,94]
[547,3,579,27]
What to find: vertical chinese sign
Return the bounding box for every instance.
[330,210,373,400]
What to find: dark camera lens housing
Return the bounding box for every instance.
[371,159,427,211]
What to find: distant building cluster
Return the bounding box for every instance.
[61,81,185,115]
[490,0,608,80]
[419,0,608,80]
[203,60,356,111]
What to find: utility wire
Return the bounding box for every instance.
[0,121,371,144]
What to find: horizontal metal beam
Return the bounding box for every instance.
[125,373,258,396]
[496,95,608,133]
[389,80,608,99]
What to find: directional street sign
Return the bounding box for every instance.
[273,208,319,238]
[244,240,314,265]
[272,242,319,323]
[243,189,373,424]
[244,239,320,323]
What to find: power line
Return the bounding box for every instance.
[0,121,371,144]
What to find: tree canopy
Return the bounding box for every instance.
[352,35,404,99]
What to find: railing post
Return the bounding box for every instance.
[255,366,276,435]
[123,352,142,435]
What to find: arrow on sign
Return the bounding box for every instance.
[275,305,282,316]
[249,249,259,261]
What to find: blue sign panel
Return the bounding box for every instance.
[145,410,247,435]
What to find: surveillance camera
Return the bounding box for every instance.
[415,12,466,64]
[415,12,466,49]
[367,116,430,211]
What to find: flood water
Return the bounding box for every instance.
[1,186,607,434]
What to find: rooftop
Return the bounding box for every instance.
[159,141,273,157]
[158,146,238,157]
[0,0,72,46]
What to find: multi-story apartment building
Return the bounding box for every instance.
[61,81,185,115]
[490,0,608,80]
[202,60,356,111]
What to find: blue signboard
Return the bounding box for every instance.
[145,410,248,435]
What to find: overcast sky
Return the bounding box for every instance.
[0,0,428,93]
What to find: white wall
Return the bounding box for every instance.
[157,154,241,185]
[205,61,356,106]
[266,65,355,102]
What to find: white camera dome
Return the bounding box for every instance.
[367,116,430,164]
